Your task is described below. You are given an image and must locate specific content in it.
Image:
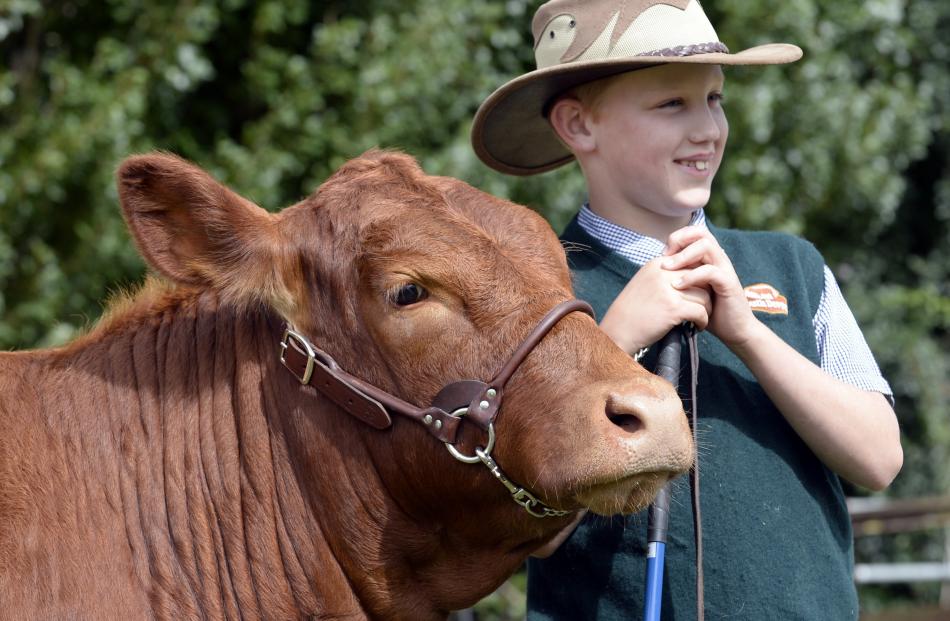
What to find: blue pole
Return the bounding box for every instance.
[643,485,671,621]
[643,329,684,621]
[644,540,666,621]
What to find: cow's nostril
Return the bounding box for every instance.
[605,392,651,434]
[606,409,644,434]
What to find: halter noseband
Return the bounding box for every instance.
[280,299,594,518]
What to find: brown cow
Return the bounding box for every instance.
[0,150,693,620]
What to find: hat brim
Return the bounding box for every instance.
[472,43,803,176]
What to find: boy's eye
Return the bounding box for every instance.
[709,92,724,104]
[659,98,683,109]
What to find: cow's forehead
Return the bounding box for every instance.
[360,197,566,288]
[431,176,566,255]
[367,178,566,274]
[280,152,571,299]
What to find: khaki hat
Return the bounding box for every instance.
[472,0,802,176]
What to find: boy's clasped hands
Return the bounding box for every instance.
[601,225,756,356]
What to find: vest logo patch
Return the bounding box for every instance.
[744,283,789,315]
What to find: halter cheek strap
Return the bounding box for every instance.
[280,299,595,518]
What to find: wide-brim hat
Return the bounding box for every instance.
[472,0,802,176]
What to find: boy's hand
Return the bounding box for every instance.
[599,257,712,356]
[663,227,902,490]
[662,226,758,348]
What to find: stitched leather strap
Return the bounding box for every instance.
[464,299,595,430]
[280,299,593,520]
[280,299,594,444]
[648,326,703,621]
[686,327,703,621]
[281,331,463,442]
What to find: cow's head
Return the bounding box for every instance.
[116,149,693,606]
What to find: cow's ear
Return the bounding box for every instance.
[117,152,294,312]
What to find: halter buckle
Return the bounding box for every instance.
[280,328,316,384]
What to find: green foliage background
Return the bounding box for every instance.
[2,0,947,615]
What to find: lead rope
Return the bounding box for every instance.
[686,326,703,621]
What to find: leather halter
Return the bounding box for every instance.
[280,299,595,518]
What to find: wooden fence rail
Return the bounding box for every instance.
[848,494,950,615]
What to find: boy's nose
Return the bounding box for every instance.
[689,108,724,144]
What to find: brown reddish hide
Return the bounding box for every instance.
[0,150,693,620]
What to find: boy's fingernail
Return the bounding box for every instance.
[672,278,684,288]
[662,259,674,269]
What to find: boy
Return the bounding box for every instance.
[471,0,902,619]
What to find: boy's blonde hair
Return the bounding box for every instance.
[547,73,619,126]
[544,75,618,154]
[565,78,612,120]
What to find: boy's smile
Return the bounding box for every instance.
[675,155,713,174]
[581,63,728,236]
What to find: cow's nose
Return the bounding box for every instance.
[604,386,682,435]
[594,380,694,480]
[605,392,648,434]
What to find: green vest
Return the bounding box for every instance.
[527,217,857,620]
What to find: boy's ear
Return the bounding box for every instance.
[548,97,596,154]
[116,152,294,311]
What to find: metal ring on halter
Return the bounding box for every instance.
[444,407,496,464]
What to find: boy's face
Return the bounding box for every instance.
[586,63,727,218]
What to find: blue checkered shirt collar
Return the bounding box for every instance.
[576,204,707,267]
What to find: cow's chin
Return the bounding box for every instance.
[574,471,674,516]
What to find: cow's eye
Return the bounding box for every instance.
[392,283,428,306]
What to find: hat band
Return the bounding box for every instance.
[639,41,729,57]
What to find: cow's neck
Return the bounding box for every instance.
[32,287,362,618]
[35,286,560,619]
